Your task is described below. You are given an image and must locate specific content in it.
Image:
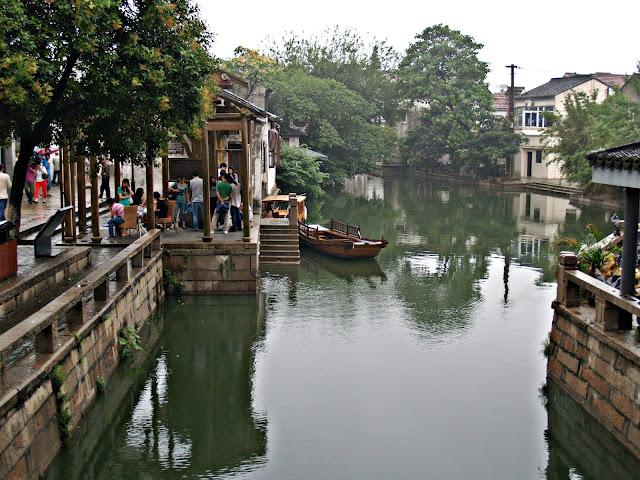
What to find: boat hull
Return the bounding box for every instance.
[298,224,386,259]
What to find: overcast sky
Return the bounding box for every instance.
[196,0,639,92]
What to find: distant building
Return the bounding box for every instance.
[512,73,622,180]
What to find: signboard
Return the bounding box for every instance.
[168,142,186,157]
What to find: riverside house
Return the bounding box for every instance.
[512,73,625,180]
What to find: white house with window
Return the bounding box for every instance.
[512,73,616,180]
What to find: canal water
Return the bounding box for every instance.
[46,176,640,479]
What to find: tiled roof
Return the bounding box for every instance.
[520,75,596,99]
[218,89,280,121]
[593,73,627,88]
[586,142,640,170]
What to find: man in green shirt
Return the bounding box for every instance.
[213,174,232,234]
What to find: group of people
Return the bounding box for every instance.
[103,162,246,238]
[23,149,60,205]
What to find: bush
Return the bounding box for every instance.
[276,145,328,199]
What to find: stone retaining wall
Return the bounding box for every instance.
[162,241,258,294]
[0,253,164,479]
[548,302,640,460]
[0,247,90,329]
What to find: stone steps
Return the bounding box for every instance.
[259,223,300,266]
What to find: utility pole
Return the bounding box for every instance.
[505,64,519,177]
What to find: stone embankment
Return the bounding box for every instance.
[549,252,640,459]
[0,231,164,479]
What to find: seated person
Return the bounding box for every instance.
[154,191,168,218]
[107,198,125,238]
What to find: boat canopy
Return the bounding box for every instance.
[263,194,307,203]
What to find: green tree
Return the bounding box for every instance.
[266,68,397,185]
[276,145,328,199]
[268,27,404,125]
[544,90,640,186]
[0,0,215,229]
[399,25,521,174]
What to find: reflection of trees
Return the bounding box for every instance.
[48,297,268,479]
[315,177,520,334]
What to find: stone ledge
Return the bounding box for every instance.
[0,248,91,304]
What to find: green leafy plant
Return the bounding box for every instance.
[163,268,184,293]
[96,376,106,394]
[118,327,144,363]
[579,247,607,274]
[51,365,72,442]
[542,334,553,358]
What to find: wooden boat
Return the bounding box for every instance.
[299,219,388,259]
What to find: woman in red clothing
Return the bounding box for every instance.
[33,160,49,204]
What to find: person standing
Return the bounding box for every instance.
[106,198,125,238]
[212,174,232,234]
[100,158,112,199]
[0,164,11,221]
[189,171,203,231]
[42,155,52,190]
[25,161,36,204]
[169,176,190,229]
[33,160,48,204]
[117,178,132,206]
[51,152,61,186]
[228,174,242,232]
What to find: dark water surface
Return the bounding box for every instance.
[46,176,640,479]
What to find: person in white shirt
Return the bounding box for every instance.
[189,172,204,231]
[228,174,242,232]
[0,164,12,221]
[33,160,48,204]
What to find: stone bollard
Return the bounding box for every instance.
[557,251,580,307]
[288,193,298,227]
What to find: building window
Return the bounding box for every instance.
[536,151,543,164]
[518,106,554,128]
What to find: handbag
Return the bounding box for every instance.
[42,172,49,179]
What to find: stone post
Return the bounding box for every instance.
[289,193,298,226]
[557,252,580,307]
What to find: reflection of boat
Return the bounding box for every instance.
[299,219,388,259]
[303,248,387,283]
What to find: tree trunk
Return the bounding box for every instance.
[6,137,35,232]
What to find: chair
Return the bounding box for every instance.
[156,200,176,231]
[122,206,141,237]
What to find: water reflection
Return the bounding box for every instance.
[545,380,640,479]
[46,297,267,479]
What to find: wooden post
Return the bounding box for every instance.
[114,159,121,199]
[90,156,101,243]
[202,128,212,242]
[76,155,87,233]
[241,115,251,242]
[146,160,155,234]
[62,143,75,241]
[162,155,169,198]
[621,187,639,296]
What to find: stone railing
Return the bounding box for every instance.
[556,251,637,331]
[0,230,161,376]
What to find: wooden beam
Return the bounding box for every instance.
[162,155,169,197]
[211,113,243,120]
[202,129,212,243]
[206,120,243,131]
[241,115,251,242]
[76,155,86,233]
[62,144,75,241]
[90,156,101,243]
[146,161,155,233]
